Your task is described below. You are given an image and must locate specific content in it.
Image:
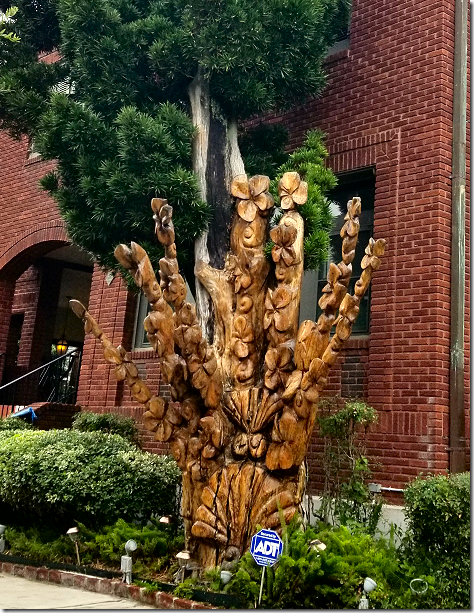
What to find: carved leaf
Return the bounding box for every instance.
[294,320,319,370]
[277,411,300,442]
[274,311,290,332]
[115,364,127,381]
[254,192,274,212]
[250,389,284,432]
[233,315,254,342]
[130,380,152,404]
[237,199,257,223]
[113,244,134,269]
[155,419,174,442]
[148,395,167,419]
[273,287,292,309]
[282,370,303,401]
[233,340,249,359]
[103,345,122,365]
[249,174,270,197]
[231,174,251,200]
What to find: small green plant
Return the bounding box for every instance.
[317,397,382,531]
[173,577,198,600]
[71,411,139,446]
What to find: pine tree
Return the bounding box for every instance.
[0,0,349,303]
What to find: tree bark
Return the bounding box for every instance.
[188,68,245,343]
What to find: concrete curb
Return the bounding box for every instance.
[0,561,214,609]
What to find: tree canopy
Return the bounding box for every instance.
[0,0,349,282]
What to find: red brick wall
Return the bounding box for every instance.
[75,266,169,453]
[263,0,470,491]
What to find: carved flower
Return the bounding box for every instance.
[232,315,254,358]
[151,198,175,246]
[264,346,293,390]
[264,287,292,332]
[270,223,297,265]
[278,172,308,210]
[361,238,386,271]
[231,174,274,222]
[228,256,252,293]
[340,197,361,238]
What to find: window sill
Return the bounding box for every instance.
[324,46,350,66]
[130,347,156,360]
[25,155,44,166]
[344,335,370,350]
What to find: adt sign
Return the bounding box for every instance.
[250,529,283,567]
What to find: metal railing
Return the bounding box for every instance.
[0,349,82,407]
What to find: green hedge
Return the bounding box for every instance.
[402,471,470,609]
[0,429,180,528]
[71,411,139,445]
[0,418,34,431]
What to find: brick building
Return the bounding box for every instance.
[0,0,469,497]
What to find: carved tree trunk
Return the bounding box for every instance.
[71,117,386,571]
[188,68,245,343]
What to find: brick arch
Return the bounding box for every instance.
[0,221,70,279]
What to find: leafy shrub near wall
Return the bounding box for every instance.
[71,411,139,445]
[226,516,434,609]
[402,472,470,609]
[0,429,180,528]
[0,418,33,431]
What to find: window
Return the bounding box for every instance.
[133,293,152,349]
[132,284,196,349]
[300,167,375,334]
[26,137,41,161]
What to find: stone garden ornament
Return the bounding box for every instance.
[71,171,385,569]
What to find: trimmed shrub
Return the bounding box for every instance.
[402,472,470,609]
[0,429,180,528]
[0,418,34,431]
[71,411,139,445]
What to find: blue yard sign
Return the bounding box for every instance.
[250,529,283,567]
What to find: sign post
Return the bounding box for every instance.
[250,529,283,606]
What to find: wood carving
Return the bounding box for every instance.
[71,172,386,569]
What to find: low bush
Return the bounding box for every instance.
[401,471,470,609]
[226,516,437,609]
[5,518,184,580]
[0,429,180,527]
[0,418,34,431]
[71,411,139,445]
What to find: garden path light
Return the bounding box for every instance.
[66,527,81,566]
